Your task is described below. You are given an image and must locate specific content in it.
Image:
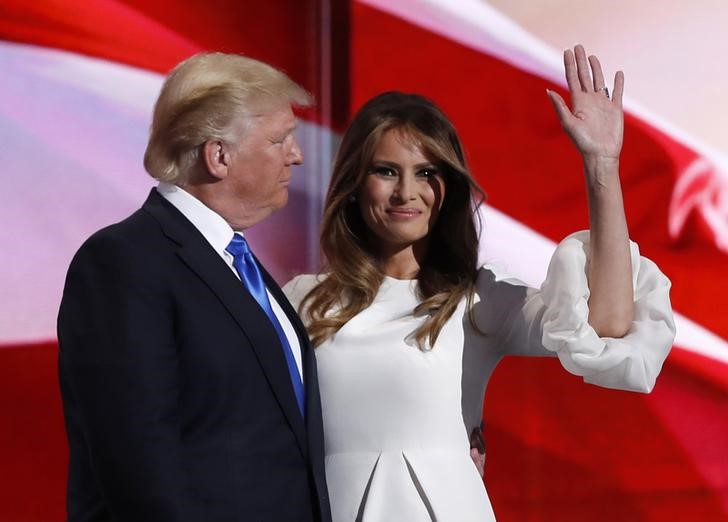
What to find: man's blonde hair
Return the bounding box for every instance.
[144,52,312,183]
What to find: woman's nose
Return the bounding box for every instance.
[393,174,415,201]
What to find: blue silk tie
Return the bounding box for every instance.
[226,233,305,417]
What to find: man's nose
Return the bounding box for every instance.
[288,137,303,165]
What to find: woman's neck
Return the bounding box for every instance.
[377,242,427,280]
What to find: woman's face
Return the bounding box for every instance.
[357,128,446,255]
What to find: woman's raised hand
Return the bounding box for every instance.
[547,44,624,164]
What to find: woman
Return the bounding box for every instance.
[284,45,674,521]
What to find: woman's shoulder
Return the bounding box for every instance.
[474,264,533,295]
[282,273,328,309]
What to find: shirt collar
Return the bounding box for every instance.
[157,182,238,255]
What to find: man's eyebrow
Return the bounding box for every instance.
[277,122,298,136]
[268,123,297,140]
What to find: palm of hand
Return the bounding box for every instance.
[567,93,623,160]
[547,45,625,162]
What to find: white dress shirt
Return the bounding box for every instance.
[157,182,304,382]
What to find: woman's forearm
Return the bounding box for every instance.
[584,156,634,337]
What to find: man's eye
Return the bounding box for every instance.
[272,134,291,145]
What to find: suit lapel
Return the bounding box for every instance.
[142,190,308,457]
[260,267,321,418]
[261,265,328,492]
[260,264,312,362]
[262,265,329,506]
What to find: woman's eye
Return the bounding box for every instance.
[418,167,439,178]
[371,166,396,177]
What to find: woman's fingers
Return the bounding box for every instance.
[574,44,593,92]
[552,45,625,159]
[589,54,606,92]
[567,45,612,97]
[557,45,623,115]
[612,70,625,106]
[470,448,485,476]
[563,49,581,97]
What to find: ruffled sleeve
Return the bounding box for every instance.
[539,230,675,393]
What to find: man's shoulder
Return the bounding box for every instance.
[77,188,181,249]
[69,201,172,276]
[80,207,156,250]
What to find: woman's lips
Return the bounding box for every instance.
[386,208,422,218]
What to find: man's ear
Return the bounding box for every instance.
[202,139,229,180]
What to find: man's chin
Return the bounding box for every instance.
[274,190,289,209]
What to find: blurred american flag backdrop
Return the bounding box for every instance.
[0,1,726,520]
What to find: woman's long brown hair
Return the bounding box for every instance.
[301,92,485,349]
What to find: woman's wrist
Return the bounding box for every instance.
[583,155,620,190]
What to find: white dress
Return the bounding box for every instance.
[283,232,675,522]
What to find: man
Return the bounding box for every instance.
[58,53,331,522]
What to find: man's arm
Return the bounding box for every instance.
[59,232,190,521]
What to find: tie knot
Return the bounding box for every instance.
[226,234,251,257]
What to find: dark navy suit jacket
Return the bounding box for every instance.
[58,189,331,522]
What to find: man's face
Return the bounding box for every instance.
[224,104,302,227]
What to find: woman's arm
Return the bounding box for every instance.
[547,44,634,338]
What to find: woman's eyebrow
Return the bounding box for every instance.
[371,159,436,169]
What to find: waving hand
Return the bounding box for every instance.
[547,44,624,163]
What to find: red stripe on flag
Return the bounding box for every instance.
[0,0,350,128]
[0,342,66,522]
[0,0,198,72]
[485,354,728,521]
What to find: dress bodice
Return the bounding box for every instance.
[283,231,675,521]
